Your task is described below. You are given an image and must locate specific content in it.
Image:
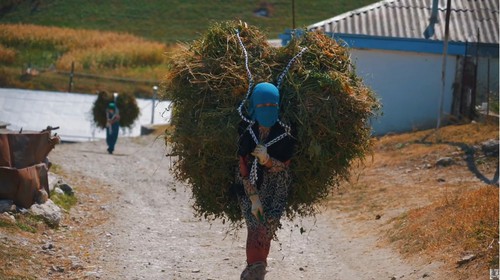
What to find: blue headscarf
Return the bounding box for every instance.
[249,82,279,127]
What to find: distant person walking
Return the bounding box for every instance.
[106,102,120,154]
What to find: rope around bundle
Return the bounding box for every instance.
[235,29,306,185]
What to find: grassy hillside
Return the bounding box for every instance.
[0,0,379,43]
[0,0,379,95]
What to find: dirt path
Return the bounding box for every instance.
[49,135,444,280]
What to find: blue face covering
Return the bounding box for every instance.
[249,82,279,128]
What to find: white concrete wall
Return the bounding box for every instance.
[0,88,171,142]
[350,49,457,135]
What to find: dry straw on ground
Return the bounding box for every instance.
[162,21,380,223]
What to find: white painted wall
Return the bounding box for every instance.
[0,88,171,142]
[350,49,457,135]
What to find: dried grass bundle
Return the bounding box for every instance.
[162,21,380,223]
[92,91,140,129]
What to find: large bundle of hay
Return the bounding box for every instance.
[162,21,380,223]
[92,91,140,129]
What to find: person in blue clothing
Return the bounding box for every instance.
[106,102,120,154]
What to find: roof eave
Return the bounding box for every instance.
[332,33,498,57]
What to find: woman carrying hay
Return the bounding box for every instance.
[92,91,139,154]
[162,21,379,280]
[236,82,296,280]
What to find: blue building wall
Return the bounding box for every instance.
[352,49,456,135]
[280,30,499,135]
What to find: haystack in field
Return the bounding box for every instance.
[92,91,140,129]
[162,21,380,223]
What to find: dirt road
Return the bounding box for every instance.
[49,134,444,280]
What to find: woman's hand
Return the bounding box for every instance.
[251,145,269,165]
[242,178,264,222]
[249,195,264,222]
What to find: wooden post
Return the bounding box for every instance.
[436,0,452,130]
[486,58,490,117]
[68,61,74,92]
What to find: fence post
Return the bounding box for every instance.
[68,61,74,92]
[151,86,158,124]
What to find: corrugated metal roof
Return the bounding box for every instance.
[308,0,499,44]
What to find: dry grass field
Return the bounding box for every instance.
[330,121,499,279]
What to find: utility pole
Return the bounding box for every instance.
[292,0,296,29]
[436,0,452,130]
